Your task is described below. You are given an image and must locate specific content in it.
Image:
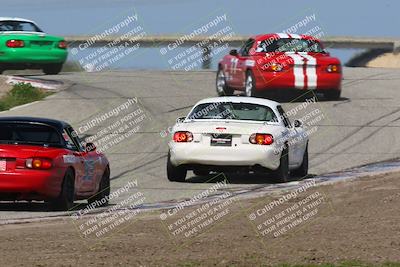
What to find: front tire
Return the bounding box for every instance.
[167,153,187,182]
[272,147,289,183]
[88,166,110,206]
[245,70,257,97]
[216,68,234,96]
[51,169,75,211]
[43,63,63,75]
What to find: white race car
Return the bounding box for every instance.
[167,96,309,183]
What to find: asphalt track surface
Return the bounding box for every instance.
[0,67,399,222]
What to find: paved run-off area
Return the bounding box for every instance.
[0,67,399,221]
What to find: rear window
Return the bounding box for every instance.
[188,102,278,122]
[256,38,324,53]
[0,123,62,147]
[0,20,42,32]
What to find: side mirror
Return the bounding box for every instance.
[229,49,238,56]
[176,117,186,123]
[294,120,302,128]
[85,142,97,152]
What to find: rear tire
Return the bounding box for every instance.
[216,68,234,96]
[51,169,75,211]
[324,90,341,100]
[272,147,289,183]
[43,63,63,75]
[292,144,308,177]
[167,152,187,182]
[245,70,257,97]
[88,166,110,206]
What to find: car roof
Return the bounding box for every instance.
[0,117,70,131]
[0,17,36,24]
[194,96,281,109]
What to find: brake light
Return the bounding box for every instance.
[6,40,25,48]
[26,158,52,170]
[58,41,68,49]
[249,133,274,145]
[326,64,341,73]
[173,131,193,142]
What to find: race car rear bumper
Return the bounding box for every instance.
[253,70,342,91]
[0,170,63,200]
[0,49,68,64]
[169,142,282,171]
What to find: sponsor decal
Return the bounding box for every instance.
[245,59,255,67]
[63,155,77,164]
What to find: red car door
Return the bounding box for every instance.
[231,38,256,89]
[63,127,97,194]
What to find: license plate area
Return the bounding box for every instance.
[210,134,232,147]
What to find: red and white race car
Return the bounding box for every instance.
[0,117,110,210]
[217,33,342,99]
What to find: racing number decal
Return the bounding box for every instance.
[230,58,239,75]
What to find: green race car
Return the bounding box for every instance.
[0,17,68,75]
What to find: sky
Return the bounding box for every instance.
[2,0,398,69]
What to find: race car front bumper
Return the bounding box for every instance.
[253,70,342,91]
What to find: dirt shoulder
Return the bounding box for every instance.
[1,172,400,267]
[0,76,12,98]
[366,52,400,68]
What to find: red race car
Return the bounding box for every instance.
[0,117,110,210]
[217,33,342,100]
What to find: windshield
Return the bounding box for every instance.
[0,123,62,147]
[0,20,42,32]
[256,38,324,53]
[188,102,278,122]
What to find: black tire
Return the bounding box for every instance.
[51,169,75,211]
[88,166,110,206]
[324,90,341,100]
[292,144,308,177]
[245,70,257,97]
[272,147,289,183]
[43,63,63,75]
[216,68,234,96]
[167,152,187,182]
[193,169,209,176]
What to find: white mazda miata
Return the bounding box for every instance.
[167,96,309,183]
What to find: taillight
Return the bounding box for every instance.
[326,64,341,73]
[6,40,25,48]
[262,63,284,72]
[173,131,193,142]
[249,133,274,145]
[26,158,52,170]
[58,41,68,49]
